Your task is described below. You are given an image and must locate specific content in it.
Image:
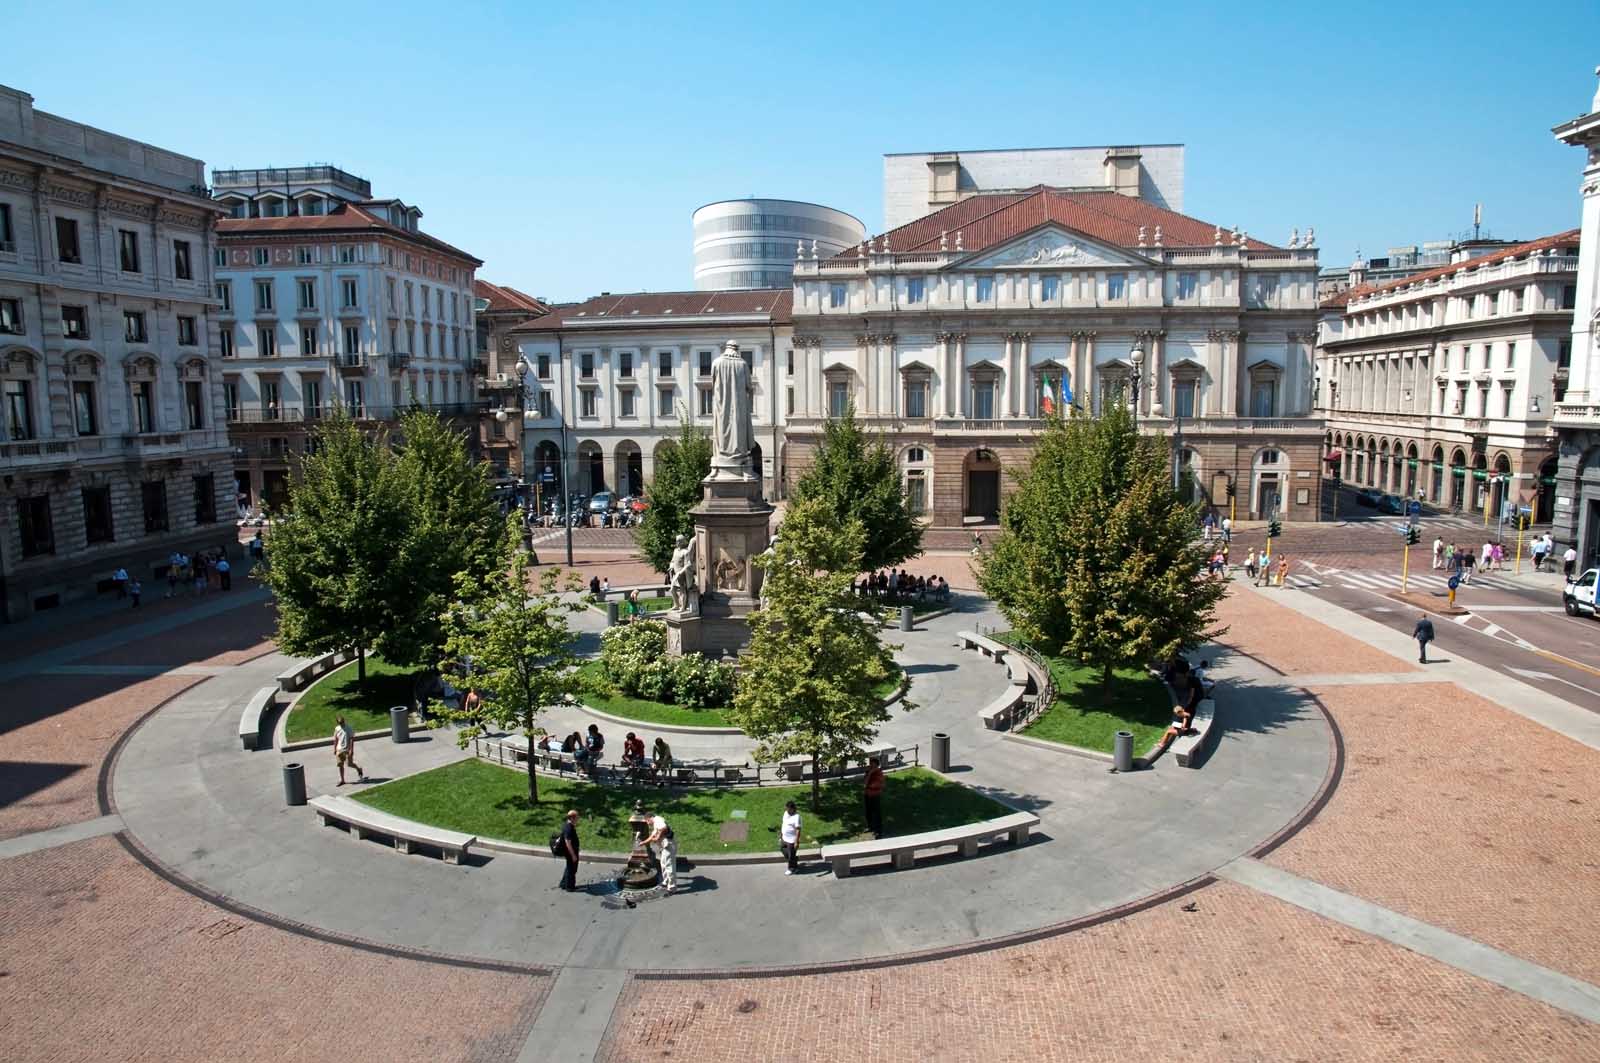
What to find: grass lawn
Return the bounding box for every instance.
[852,594,950,618]
[576,660,907,729]
[995,636,1174,754]
[353,758,1010,854]
[588,596,672,617]
[285,655,419,743]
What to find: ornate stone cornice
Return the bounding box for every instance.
[46,181,93,207]
[0,169,36,192]
[104,194,156,220]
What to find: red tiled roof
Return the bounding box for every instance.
[1354,228,1581,301]
[475,279,551,316]
[217,202,482,265]
[516,289,794,331]
[836,186,1279,260]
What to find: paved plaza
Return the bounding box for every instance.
[3,565,1600,1061]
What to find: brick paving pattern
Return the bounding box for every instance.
[1211,587,1418,675]
[76,600,277,668]
[597,880,1599,1062]
[1268,681,1600,986]
[0,836,549,1063]
[0,673,203,840]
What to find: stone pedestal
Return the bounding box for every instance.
[664,471,772,659]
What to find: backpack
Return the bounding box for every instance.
[549,831,564,857]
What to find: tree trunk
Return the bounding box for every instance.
[526,723,540,806]
[357,644,367,684]
[1101,661,1113,693]
[810,752,820,812]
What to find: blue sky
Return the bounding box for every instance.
[8,1,1598,301]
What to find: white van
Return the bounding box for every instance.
[1563,568,1598,618]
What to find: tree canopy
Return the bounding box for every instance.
[791,405,922,573]
[976,402,1225,686]
[728,496,904,810]
[635,416,712,573]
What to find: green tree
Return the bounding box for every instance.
[792,405,922,573]
[259,412,408,684]
[635,416,711,573]
[728,496,905,811]
[977,402,1224,687]
[433,543,583,805]
[382,408,506,669]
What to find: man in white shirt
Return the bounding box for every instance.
[333,715,365,785]
[1432,537,1445,570]
[779,800,802,876]
[113,566,129,598]
[644,810,677,892]
[1564,546,1580,581]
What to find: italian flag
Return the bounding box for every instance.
[1041,374,1055,415]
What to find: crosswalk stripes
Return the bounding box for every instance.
[1307,566,1520,594]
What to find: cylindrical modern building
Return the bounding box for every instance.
[692,198,867,291]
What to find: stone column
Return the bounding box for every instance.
[1001,333,1016,418]
[857,333,872,413]
[1017,332,1031,416]
[1082,332,1096,413]
[1150,330,1166,416]
[882,334,897,417]
[954,334,968,417]
[936,332,950,417]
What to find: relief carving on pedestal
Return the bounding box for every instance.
[713,545,747,592]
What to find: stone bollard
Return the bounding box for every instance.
[900,605,913,631]
[932,732,951,772]
[390,705,410,743]
[606,601,620,626]
[282,762,307,806]
[1113,730,1134,773]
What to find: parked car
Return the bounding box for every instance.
[1377,494,1404,514]
[589,491,614,514]
[1355,488,1383,508]
[1563,568,1598,618]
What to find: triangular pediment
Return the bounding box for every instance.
[960,225,1152,270]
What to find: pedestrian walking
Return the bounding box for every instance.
[558,809,581,892]
[129,578,142,608]
[1490,541,1504,572]
[217,555,231,590]
[193,555,208,595]
[333,715,365,785]
[166,552,182,598]
[1276,556,1290,587]
[645,809,677,892]
[1245,549,1258,581]
[1462,550,1475,585]
[1432,537,1444,570]
[1221,516,1232,543]
[1532,536,1548,571]
[113,566,129,598]
[1481,541,1493,574]
[1564,546,1579,580]
[1413,613,1435,663]
[863,756,886,839]
[779,800,802,875]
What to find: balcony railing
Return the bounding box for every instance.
[1553,402,1600,427]
[785,413,1323,434]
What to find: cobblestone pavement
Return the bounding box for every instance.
[597,879,1600,1063]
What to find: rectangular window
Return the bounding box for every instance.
[343,325,359,355]
[580,389,597,417]
[972,380,995,419]
[258,324,277,357]
[132,380,155,433]
[254,247,269,266]
[422,329,432,356]
[61,305,89,340]
[297,279,316,310]
[698,387,714,416]
[5,379,33,440]
[537,391,553,418]
[124,311,147,343]
[904,380,927,418]
[1506,341,1516,368]
[1250,380,1275,417]
[214,247,227,268]
[184,380,205,429]
[420,285,430,317]
[619,351,633,378]
[1173,379,1197,418]
[620,390,636,418]
[828,381,848,418]
[296,246,314,265]
[537,353,551,380]
[658,388,674,417]
[405,285,414,313]
[1562,284,1578,310]
[1177,272,1198,299]
[344,379,364,414]
[341,279,358,308]
[83,486,114,544]
[262,380,280,418]
[0,298,21,334]
[906,277,925,303]
[698,350,713,377]
[1514,288,1525,312]
[177,316,197,346]
[217,281,232,311]
[340,245,357,264]
[1486,291,1498,316]
[219,327,234,358]
[72,380,97,435]
[1501,386,1514,418]
[785,350,794,376]
[1106,273,1126,300]
[829,284,847,308]
[174,240,192,280]
[18,495,53,557]
[223,381,239,420]
[975,276,994,302]
[118,230,140,272]
[786,386,794,416]
[0,203,11,248]
[193,474,217,525]
[656,351,671,377]
[906,471,927,516]
[1254,274,1278,304]
[141,481,168,533]
[1039,275,1058,302]
[304,379,322,418]
[301,324,318,354]
[580,352,594,378]
[255,279,274,311]
[55,216,81,263]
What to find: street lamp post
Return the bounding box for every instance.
[1129,343,1145,431]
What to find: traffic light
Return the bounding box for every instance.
[1268,519,1282,538]
[1405,526,1421,545]
[1226,481,1237,499]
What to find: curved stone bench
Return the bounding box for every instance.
[275,649,354,694]
[820,810,1040,877]
[959,631,1053,731]
[309,794,475,863]
[238,686,279,751]
[1171,695,1219,768]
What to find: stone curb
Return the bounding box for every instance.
[574,702,744,736]
[1000,730,1115,763]
[474,834,819,866]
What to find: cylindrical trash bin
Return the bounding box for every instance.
[932,732,951,772]
[899,605,913,631]
[1113,730,1134,773]
[606,601,620,626]
[390,705,410,744]
[282,762,306,806]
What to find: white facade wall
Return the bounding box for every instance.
[692,199,865,291]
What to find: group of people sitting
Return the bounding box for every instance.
[1159,654,1215,744]
[536,725,674,783]
[855,570,951,603]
